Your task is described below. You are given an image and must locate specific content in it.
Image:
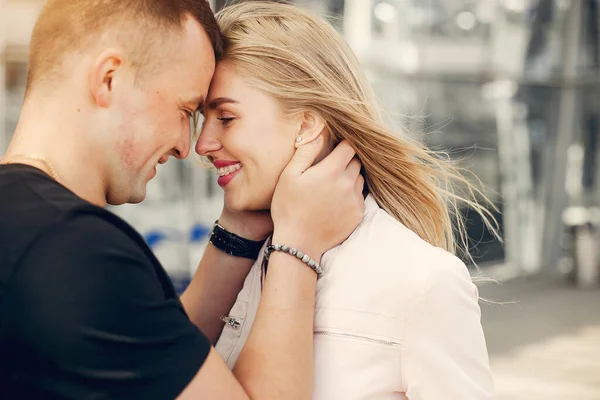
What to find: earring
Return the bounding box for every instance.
[296,136,303,143]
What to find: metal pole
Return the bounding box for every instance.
[540,0,582,270]
[343,0,372,62]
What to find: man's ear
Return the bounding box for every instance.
[89,49,125,108]
[295,111,326,148]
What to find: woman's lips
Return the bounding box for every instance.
[213,160,242,187]
[217,165,242,187]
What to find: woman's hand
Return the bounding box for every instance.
[271,137,365,260]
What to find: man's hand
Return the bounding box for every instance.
[271,136,365,260]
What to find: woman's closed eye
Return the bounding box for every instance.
[217,117,234,126]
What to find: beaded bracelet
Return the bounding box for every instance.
[264,244,323,278]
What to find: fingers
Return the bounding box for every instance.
[284,134,325,177]
[271,138,365,257]
[346,157,361,176]
[355,173,365,196]
[319,140,356,172]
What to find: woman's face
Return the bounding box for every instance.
[196,62,301,211]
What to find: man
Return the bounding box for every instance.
[0,1,364,398]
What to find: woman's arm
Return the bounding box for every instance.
[401,256,494,399]
[181,139,364,399]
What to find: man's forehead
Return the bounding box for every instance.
[160,15,215,83]
[179,15,217,72]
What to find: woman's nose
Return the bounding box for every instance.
[195,126,222,156]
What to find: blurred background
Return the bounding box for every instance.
[2,0,600,398]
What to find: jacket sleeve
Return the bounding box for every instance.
[401,256,494,399]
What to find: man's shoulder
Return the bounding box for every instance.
[54,204,148,249]
[0,166,150,278]
[8,203,172,310]
[0,165,93,236]
[55,207,161,278]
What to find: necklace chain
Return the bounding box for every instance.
[0,154,61,183]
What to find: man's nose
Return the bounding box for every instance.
[174,132,191,160]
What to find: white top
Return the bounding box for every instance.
[215,195,494,399]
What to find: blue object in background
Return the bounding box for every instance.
[144,230,168,249]
[143,223,212,295]
[190,223,211,242]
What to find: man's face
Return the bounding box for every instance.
[103,16,215,205]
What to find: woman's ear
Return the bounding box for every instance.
[295,111,326,148]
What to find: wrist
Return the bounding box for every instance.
[217,214,271,242]
[210,221,265,260]
[265,244,323,278]
[272,228,325,262]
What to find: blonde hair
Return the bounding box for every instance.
[216,2,499,260]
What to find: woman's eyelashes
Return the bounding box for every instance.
[216,116,234,126]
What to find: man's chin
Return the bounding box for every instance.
[106,188,147,206]
[106,198,145,206]
[126,190,147,205]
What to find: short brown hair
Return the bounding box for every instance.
[27,0,224,91]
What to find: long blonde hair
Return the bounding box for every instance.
[216,2,499,260]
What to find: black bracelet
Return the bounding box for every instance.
[209,221,265,259]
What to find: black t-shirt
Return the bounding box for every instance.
[0,164,211,399]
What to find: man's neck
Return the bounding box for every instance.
[5,99,108,207]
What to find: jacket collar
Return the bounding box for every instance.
[364,194,379,218]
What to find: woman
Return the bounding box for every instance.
[196,2,496,399]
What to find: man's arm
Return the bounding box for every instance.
[10,214,215,400]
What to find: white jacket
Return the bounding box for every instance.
[215,195,494,399]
